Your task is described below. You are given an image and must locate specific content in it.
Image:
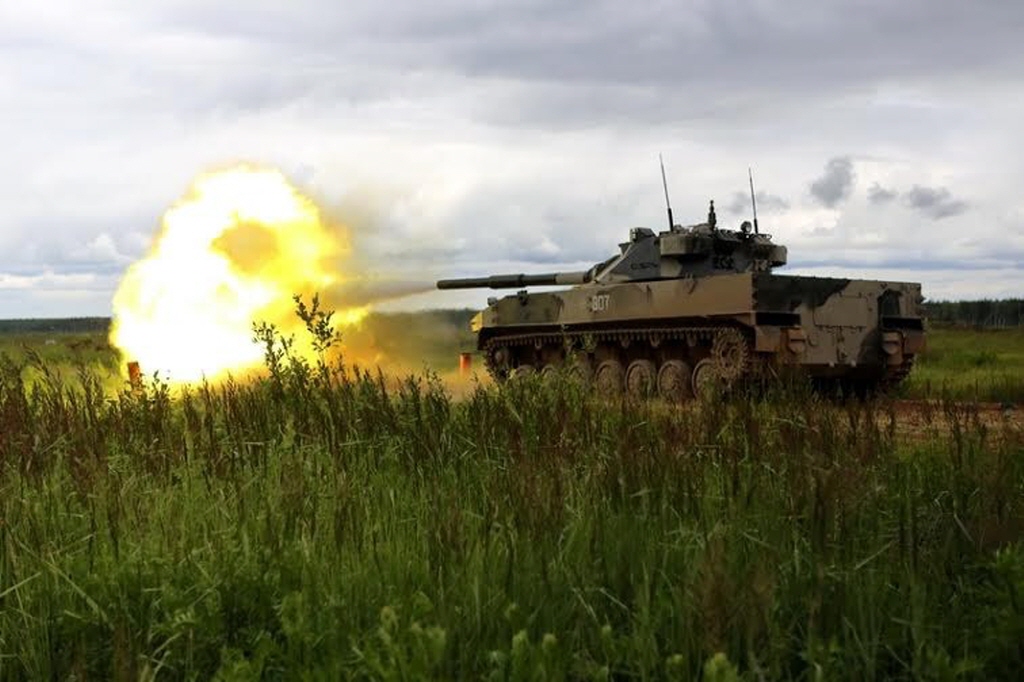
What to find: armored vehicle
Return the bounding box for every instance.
[437,200,925,400]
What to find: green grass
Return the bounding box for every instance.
[4,316,1022,403]
[0,313,1022,680]
[0,331,123,392]
[0,310,478,386]
[0,331,120,371]
[903,325,1024,403]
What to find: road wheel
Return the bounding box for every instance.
[567,355,593,385]
[594,359,625,397]
[692,359,721,398]
[509,364,536,380]
[657,359,693,402]
[540,364,560,382]
[625,359,657,398]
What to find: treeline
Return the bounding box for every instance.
[0,317,111,334]
[0,310,479,338]
[0,301,1020,336]
[922,299,1024,327]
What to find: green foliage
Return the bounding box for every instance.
[0,331,121,390]
[292,292,342,356]
[703,653,741,682]
[0,303,1023,679]
[905,325,1024,403]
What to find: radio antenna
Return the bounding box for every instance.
[748,167,760,235]
[659,154,674,230]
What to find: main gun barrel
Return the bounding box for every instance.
[436,271,589,290]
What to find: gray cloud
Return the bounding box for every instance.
[0,1,1023,316]
[149,1,1024,86]
[810,157,855,208]
[903,185,970,220]
[868,183,898,204]
[14,0,1014,131]
[726,191,790,216]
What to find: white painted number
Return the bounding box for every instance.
[589,294,610,312]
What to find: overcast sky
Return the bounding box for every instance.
[1,0,1022,317]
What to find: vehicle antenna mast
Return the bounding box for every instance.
[659,154,674,231]
[748,167,760,235]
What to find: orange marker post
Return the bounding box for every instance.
[458,352,472,377]
[127,361,142,390]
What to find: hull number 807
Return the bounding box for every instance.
[588,294,611,312]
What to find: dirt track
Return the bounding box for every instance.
[890,399,1023,443]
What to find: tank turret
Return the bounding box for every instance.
[436,201,788,292]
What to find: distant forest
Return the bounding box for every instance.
[0,300,1022,334]
[922,299,1024,327]
[0,311,480,335]
[0,317,111,334]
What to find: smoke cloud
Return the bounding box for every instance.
[324,278,435,308]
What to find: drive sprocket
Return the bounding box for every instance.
[712,328,749,381]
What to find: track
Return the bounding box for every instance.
[482,324,917,402]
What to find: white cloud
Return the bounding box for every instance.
[74,234,132,264]
[0,271,101,291]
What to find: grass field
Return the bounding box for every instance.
[0,314,1022,679]
[903,325,1024,404]
[2,314,1023,402]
